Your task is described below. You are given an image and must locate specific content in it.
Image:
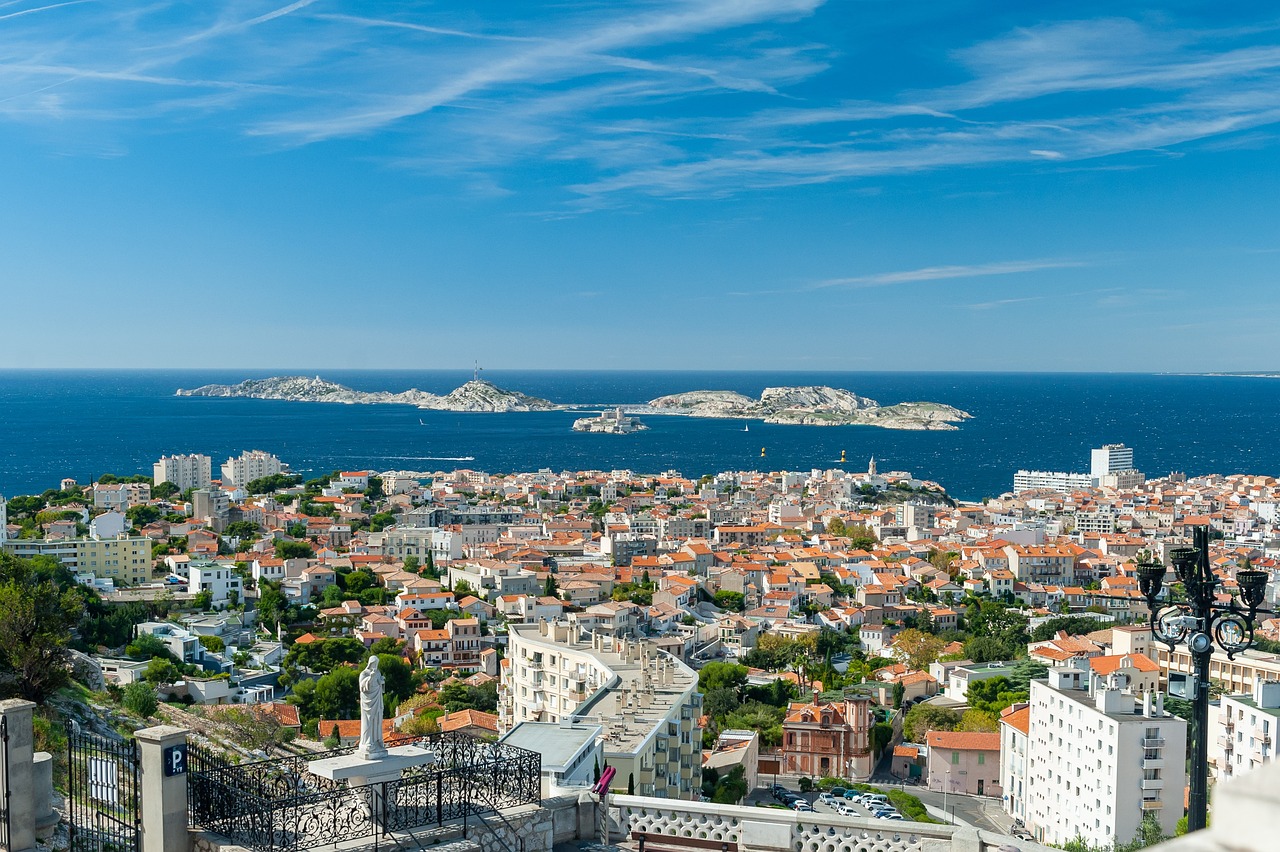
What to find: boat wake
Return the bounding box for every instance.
[379,455,476,461]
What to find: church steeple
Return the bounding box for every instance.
[868,456,877,476]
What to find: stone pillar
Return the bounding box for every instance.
[136,726,190,852]
[0,699,37,852]
[32,752,58,840]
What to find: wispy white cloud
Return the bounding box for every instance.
[2,3,1280,204]
[812,258,1089,290]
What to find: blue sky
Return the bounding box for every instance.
[2,1,1279,371]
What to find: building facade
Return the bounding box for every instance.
[1214,679,1279,783]
[501,621,702,799]
[1022,668,1187,848]
[154,454,213,491]
[2,534,151,585]
[780,698,873,781]
[220,450,283,487]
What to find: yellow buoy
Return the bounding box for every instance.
[840,449,847,463]
[760,447,767,458]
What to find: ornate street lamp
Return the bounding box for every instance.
[1136,526,1273,832]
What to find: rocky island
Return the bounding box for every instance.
[646,385,970,430]
[175,376,557,413]
[572,407,648,434]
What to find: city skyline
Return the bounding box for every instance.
[3,1,1279,370]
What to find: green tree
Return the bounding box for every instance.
[152,481,180,500]
[1029,615,1112,643]
[277,541,315,560]
[963,636,1017,663]
[713,590,745,612]
[703,687,741,720]
[903,703,961,742]
[957,708,1000,732]
[402,555,420,574]
[311,666,361,721]
[966,676,1023,714]
[144,657,180,685]
[892,681,906,709]
[376,654,416,704]
[698,662,749,693]
[123,682,158,717]
[126,633,176,661]
[544,575,558,597]
[1006,658,1049,693]
[199,635,226,653]
[257,580,287,628]
[0,553,85,703]
[893,628,946,671]
[192,589,213,610]
[125,504,162,527]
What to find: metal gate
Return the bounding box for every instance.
[66,723,140,852]
[1,716,11,852]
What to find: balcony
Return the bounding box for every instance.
[1218,737,1234,751]
[1141,800,1163,811]
[1140,779,1164,790]
[1256,729,1272,745]
[1142,737,1166,748]
[1224,718,1235,732]
[1142,758,1165,770]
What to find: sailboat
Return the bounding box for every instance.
[419,419,426,426]
[743,423,749,433]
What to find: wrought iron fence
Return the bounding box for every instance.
[1,716,10,852]
[188,731,540,852]
[66,724,141,852]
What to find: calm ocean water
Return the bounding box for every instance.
[0,370,1276,502]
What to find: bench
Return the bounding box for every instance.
[631,830,740,852]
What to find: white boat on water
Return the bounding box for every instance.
[743,423,749,432]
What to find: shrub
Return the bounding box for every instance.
[123,682,158,718]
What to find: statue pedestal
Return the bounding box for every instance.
[310,746,436,830]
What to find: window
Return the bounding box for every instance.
[952,752,960,765]
[978,754,985,765]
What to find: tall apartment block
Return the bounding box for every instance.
[154,454,213,492]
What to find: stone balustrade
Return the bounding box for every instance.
[610,795,980,852]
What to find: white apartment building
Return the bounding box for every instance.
[189,560,243,605]
[447,559,539,600]
[154,454,213,491]
[1091,444,1135,478]
[1021,667,1187,848]
[1214,678,1279,783]
[369,526,463,563]
[0,495,7,542]
[93,482,150,511]
[1012,470,1094,494]
[220,450,283,487]
[501,621,702,799]
[1000,705,1031,827]
[2,534,151,585]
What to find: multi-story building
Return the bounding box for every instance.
[189,560,243,605]
[0,495,7,542]
[1091,444,1135,479]
[780,698,873,780]
[92,482,150,511]
[154,454,213,491]
[192,489,230,531]
[411,617,483,669]
[926,730,1001,797]
[447,559,538,600]
[1004,544,1077,583]
[999,704,1031,827]
[1213,678,1279,782]
[1021,666,1187,847]
[1012,470,1094,493]
[2,534,151,585]
[220,450,283,487]
[369,526,463,563]
[501,621,702,799]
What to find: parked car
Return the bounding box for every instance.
[862,795,890,808]
[842,790,860,800]
[830,787,847,799]
[1011,828,1034,841]
[793,801,814,812]
[879,814,905,821]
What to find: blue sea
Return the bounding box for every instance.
[0,370,1277,502]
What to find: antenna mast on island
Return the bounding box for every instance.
[473,361,483,381]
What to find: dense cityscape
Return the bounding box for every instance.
[1,441,1277,851]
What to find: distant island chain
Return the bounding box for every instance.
[176,376,972,431]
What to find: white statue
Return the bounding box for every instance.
[357,656,387,759]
